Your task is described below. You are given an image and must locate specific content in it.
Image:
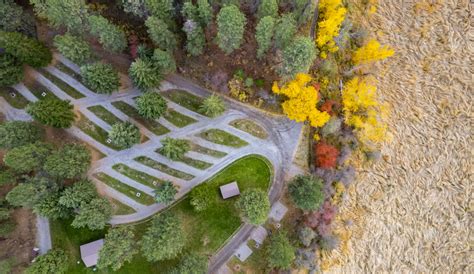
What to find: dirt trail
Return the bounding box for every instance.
[328,0,472,272]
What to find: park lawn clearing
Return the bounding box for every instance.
[112,163,165,189]
[87,105,123,126]
[24,80,59,100]
[112,101,170,136]
[162,108,197,127]
[199,129,249,148]
[230,119,268,139]
[75,113,122,150]
[48,155,272,273]
[190,143,227,158]
[0,87,29,109]
[161,89,210,117]
[134,156,195,181]
[94,172,155,205]
[38,68,85,99]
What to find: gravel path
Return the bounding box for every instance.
[36,216,52,255]
[327,1,472,272]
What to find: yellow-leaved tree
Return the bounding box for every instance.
[272,73,330,127]
[316,0,347,58]
[352,39,394,65]
[342,76,388,146]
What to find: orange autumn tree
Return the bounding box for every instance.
[341,76,389,146]
[352,39,394,65]
[316,0,347,58]
[272,73,330,127]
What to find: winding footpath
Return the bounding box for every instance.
[0,54,303,271]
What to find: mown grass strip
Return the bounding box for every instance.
[112,101,170,136]
[24,80,59,100]
[162,108,197,127]
[199,129,249,148]
[75,112,122,150]
[134,156,194,180]
[0,87,29,109]
[112,163,165,189]
[38,68,85,99]
[230,119,268,139]
[87,105,123,126]
[190,143,227,158]
[55,62,82,82]
[161,89,210,116]
[156,150,212,170]
[94,172,155,205]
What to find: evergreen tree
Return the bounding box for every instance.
[109,122,141,149]
[145,16,177,51]
[25,249,68,274]
[266,231,295,270]
[0,53,23,86]
[0,1,23,32]
[288,175,324,211]
[136,92,167,119]
[88,15,127,53]
[26,98,75,128]
[0,31,52,68]
[280,36,317,78]
[3,142,51,173]
[169,253,208,274]
[255,16,275,59]
[58,180,97,209]
[152,48,176,74]
[53,33,92,65]
[159,137,190,160]
[257,0,278,19]
[71,198,112,230]
[145,0,175,28]
[43,143,91,179]
[199,94,226,117]
[33,191,70,220]
[0,121,43,149]
[153,181,177,205]
[235,188,270,225]
[216,5,246,54]
[80,62,120,94]
[140,212,185,262]
[29,0,89,33]
[273,13,297,50]
[129,58,163,90]
[6,177,58,208]
[97,227,138,271]
[183,20,206,56]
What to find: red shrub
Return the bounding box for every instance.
[315,141,339,169]
[128,34,139,59]
[320,99,339,116]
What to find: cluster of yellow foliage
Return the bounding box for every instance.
[352,39,395,65]
[228,79,249,102]
[316,0,347,58]
[342,77,388,146]
[272,73,330,127]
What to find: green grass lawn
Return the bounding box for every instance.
[51,155,272,273]
[161,89,211,117]
[0,87,29,109]
[134,156,195,181]
[156,150,212,170]
[24,80,59,100]
[112,101,170,136]
[190,143,227,158]
[94,172,155,205]
[230,119,268,139]
[55,62,83,82]
[75,113,122,150]
[112,163,165,188]
[87,105,123,126]
[162,108,197,127]
[38,68,85,99]
[199,129,249,148]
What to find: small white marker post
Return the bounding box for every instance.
[106,139,112,144]
[41,92,47,97]
[10,92,15,97]
[136,192,141,197]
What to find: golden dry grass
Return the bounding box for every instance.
[325,0,473,272]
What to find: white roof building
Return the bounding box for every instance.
[220,182,240,199]
[80,239,104,267]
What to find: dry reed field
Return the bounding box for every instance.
[327,0,472,272]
